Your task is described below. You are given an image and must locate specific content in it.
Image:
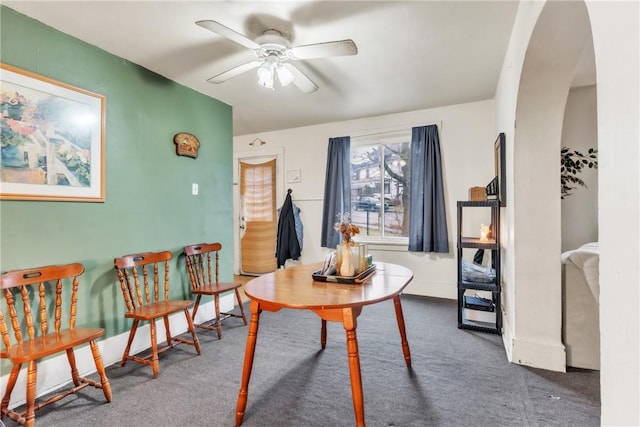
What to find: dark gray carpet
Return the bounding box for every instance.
[5,296,599,426]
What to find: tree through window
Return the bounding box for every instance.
[350,131,411,242]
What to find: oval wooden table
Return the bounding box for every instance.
[235,262,414,427]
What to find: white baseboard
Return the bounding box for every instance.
[510,336,566,372]
[501,309,566,372]
[1,296,233,409]
[404,279,457,300]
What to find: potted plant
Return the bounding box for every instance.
[561,146,598,199]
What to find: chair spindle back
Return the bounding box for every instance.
[0,263,84,351]
[114,251,173,312]
[184,242,222,290]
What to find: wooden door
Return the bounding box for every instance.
[239,159,277,274]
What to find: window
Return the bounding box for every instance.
[350,131,411,243]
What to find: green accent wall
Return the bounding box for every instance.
[0,7,234,340]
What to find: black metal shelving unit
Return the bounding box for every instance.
[457,200,502,334]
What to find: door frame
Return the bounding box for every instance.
[233,147,285,275]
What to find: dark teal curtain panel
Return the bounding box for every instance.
[408,125,449,253]
[320,136,351,248]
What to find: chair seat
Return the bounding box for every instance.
[124,300,193,320]
[192,281,242,295]
[1,328,105,364]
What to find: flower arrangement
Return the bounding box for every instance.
[334,212,360,244]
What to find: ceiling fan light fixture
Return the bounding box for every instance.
[276,65,295,87]
[197,20,353,94]
[257,62,274,89]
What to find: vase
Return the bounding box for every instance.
[338,243,355,277]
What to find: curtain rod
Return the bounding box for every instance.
[349,121,443,139]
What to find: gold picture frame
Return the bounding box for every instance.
[0,63,105,202]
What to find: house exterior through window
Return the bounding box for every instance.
[350,130,411,243]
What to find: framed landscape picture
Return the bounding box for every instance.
[0,63,105,202]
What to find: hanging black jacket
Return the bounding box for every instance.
[276,192,301,268]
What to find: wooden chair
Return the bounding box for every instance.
[0,263,112,427]
[113,251,201,378]
[183,243,247,339]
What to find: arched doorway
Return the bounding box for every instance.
[498,0,638,423]
[506,0,595,372]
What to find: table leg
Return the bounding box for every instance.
[321,319,327,349]
[392,295,412,368]
[342,307,365,427]
[235,300,261,426]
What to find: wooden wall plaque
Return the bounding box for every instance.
[173,132,200,158]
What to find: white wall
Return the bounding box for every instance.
[587,2,639,424]
[494,0,545,372]
[561,85,598,252]
[234,99,496,299]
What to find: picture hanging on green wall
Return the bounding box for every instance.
[0,63,105,202]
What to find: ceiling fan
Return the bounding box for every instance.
[196,20,358,93]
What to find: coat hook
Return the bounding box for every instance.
[250,138,266,146]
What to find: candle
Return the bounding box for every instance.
[480,224,490,242]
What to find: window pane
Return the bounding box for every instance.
[382,142,410,238]
[350,145,382,236]
[350,140,410,239]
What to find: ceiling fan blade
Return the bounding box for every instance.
[196,20,260,50]
[207,61,263,84]
[289,39,358,60]
[282,63,318,94]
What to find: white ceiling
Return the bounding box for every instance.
[5,1,522,136]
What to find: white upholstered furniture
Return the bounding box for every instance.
[561,242,600,370]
